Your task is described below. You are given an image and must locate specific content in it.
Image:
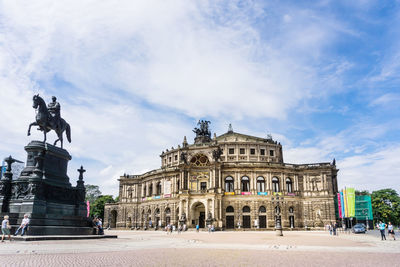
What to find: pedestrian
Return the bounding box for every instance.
[329,224,332,235]
[332,223,337,236]
[172,224,176,232]
[196,224,200,232]
[388,222,396,241]
[208,224,211,233]
[211,225,215,232]
[1,215,12,242]
[14,214,30,236]
[378,221,386,240]
[183,224,187,231]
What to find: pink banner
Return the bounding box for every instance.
[86,200,90,217]
[337,193,342,219]
[241,192,252,195]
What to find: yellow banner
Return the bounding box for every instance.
[346,188,356,217]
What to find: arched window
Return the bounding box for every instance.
[242,206,250,213]
[149,184,153,196]
[257,176,265,192]
[259,206,266,213]
[241,176,250,192]
[226,206,234,213]
[165,207,171,214]
[286,178,293,193]
[272,177,280,192]
[225,176,234,192]
[274,206,281,214]
[155,208,160,215]
[157,182,162,195]
[289,207,294,213]
[177,180,180,192]
[190,154,210,166]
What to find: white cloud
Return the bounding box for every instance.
[0,1,396,196]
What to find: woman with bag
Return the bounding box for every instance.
[1,215,12,242]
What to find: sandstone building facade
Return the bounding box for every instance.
[105,122,338,230]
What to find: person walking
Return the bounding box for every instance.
[388,222,396,241]
[378,221,387,240]
[329,224,332,235]
[1,215,12,242]
[196,224,200,232]
[14,214,30,236]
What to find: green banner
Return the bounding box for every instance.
[355,195,373,220]
[346,188,356,217]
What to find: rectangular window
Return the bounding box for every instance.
[250,148,255,155]
[200,182,207,190]
[174,155,178,161]
[229,148,235,154]
[240,148,245,154]
[169,157,172,162]
[260,149,265,155]
[270,150,274,156]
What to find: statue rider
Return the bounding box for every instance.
[47,96,61,130]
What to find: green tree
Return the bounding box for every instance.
[85,184,102,203]
[371,189,400,225]
[90,195,115,219]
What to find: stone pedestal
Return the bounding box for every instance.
[0,141,92,235]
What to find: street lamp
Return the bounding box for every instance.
[362,208,368,230]
[272,195,283,236]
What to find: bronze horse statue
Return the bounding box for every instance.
[27,94,71,148]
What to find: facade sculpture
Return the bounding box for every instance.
[105,122,339,230]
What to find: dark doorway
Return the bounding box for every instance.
[226,216,234,229]
[243,215,251,228]
[199,212,205,228]
[166,216,170,225]
[110,210,117,228]
[259,216,266,228]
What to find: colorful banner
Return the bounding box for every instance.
[340,192,345,218]
[273,192,282,196]
[86,200,90,217]
[286,193,295,196]
[153,196,161,200]
[337,193,342,218]
[146,197,152,201]
[343,189,348,217]
[346,188,356,217]
[164,194,171,198]
[257,192,268,196]
[224,192,235,195]
[142,197,146,202]
[241,192,252,195]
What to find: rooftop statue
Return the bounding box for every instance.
[27,95,71,148]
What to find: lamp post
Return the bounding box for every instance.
[362,208,368,230]
[272,195,283,236]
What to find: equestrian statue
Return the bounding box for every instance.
[27,95,71,148]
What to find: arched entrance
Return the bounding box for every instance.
[165,207,171,225]
[110,210,117,228]
[191,202,206,228]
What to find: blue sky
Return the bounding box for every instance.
[1,0,399,196]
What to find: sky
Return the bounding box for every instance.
[1,0,399,196]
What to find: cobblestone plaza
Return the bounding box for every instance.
[1,230,399,266]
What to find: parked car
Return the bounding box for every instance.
[352,223,366,234]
